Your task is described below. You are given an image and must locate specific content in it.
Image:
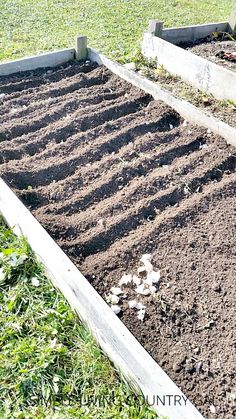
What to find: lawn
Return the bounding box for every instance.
[0,0,234,62]
[0,218,157,418]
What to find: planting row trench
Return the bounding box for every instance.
[0,60,235,418]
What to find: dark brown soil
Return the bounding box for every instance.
[180,37,236,72]
[0,60,235,419]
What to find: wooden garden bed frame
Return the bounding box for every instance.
[2,34,235,418]
[142,9,236,103]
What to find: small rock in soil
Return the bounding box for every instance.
[212,281,221,292]
[172,362,183,373]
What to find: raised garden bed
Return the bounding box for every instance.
[132,63,236,128]
[0,56,235,418]
[180,37,236,73]
[142,10,236,103]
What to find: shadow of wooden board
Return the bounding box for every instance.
[2,41,235,418]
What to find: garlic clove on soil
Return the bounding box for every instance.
[111,305,121,315]
[146,270,160,284]
[107,294,120,304]
[135,284,150,296]
[140,254,152,263]
[140,254,153,273]
[128,300,138,309]
[119,274,132,286]
[132,275,141,286]
[110,286,123,296]
[149,285,157,294]
[137,309,146,321]
[136,302,146,310]
[142,261,154,273]
[135,284,145,294]
[209,405,216,414]
[144,277,153,286]
[128,300,146,310]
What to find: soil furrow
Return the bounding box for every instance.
[16,102,179,169]
[0,61,97,95]
[80,155,236,256]
[0,83,127,124]
[80,173,236,274]
[0,89,131,141]
[18,113,180,211]
[0,66,111,104]
[0,93,149,165]
[35,138,218,230]
[0,88,144,162]
[0,60,95,88]
[51,154,235,257]
[0,95,151,184]
[28,127,184,213]
[38,130,212,217]
[1,61,235,419]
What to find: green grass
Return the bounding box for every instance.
[0,0,234,62]
[0,218,157,418]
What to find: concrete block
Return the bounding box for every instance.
[75,36,88,61]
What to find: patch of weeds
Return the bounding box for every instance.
[211,31,236,43]
[123,50,179,84]
[0,218,158,418]
[223,99,236,110]
[177,85,215,107]
[127,52,236,126]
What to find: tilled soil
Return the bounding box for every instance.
[180,38,236,72]
[0,60,235,418]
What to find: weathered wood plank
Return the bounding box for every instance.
[229,8,236,34]
[161,22,228,44]
[75,36,88,61]
[0,49,75,76]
